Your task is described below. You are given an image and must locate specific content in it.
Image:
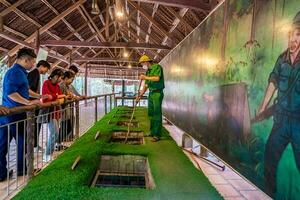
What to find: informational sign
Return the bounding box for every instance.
[36,48,48,62]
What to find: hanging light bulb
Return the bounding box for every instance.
[91,0,100,15]
[115,0,124,19]
[123,51,128,58]
[128,64,132,68]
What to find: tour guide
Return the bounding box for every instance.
[136,55,165,142]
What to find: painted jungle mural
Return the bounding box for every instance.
[160,0,300,199]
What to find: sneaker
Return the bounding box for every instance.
[43,155,51,162]
[0,170,13,182]
[151,137,160,142]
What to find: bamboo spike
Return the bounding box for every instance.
[71,156,81,170]
[95,131,100,140]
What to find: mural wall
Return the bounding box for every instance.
[160,0,300,199]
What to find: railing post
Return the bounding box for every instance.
[114,95,117,108]
[95,97,98,123]
[26,110,35,179]
[109,95,112,111]
[75,101,80,138]
[104,95,107,114]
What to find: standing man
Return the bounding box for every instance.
[257,12,300,197]
[136,55,165,142]
[0,48,41,181]
[27,60,51,152]
[68,65,84,98]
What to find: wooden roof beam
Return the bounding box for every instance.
[0,0,27,17]
[154,8,189,60]
[164,6,193,32]
[8,0,86,56]
[131,0,211,12]
[40,40,171,50]
[145,3,158,43]
[41,0,84,41]
[53,24,120,68]
[74,57,138,63]
[0,32,68,63]
[78,5,116,60]
[128,0,173,43]
[120,27,162,59]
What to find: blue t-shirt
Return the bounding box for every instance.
[1,63,29,122]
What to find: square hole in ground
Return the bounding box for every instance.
[110,131,144,145]
[116,110,133,115]
[113,114,136,120]
[108,120,139,127]
[116,121,139,128]
[91,155,155,189]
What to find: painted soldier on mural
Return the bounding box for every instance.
[257,11,300,197]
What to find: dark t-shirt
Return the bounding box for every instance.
[27,68,40,99]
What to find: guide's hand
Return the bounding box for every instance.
[139,74,147,80]
[135,95,141,103]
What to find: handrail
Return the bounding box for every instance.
[0,92,120,116]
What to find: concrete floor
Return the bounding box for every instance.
[164,121,272,200]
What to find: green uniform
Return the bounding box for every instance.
[145,64,165,137]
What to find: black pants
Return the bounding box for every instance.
[264,114,300,197]
[0,114,27,178]
[58,119,73,143]
[33,110,41,148]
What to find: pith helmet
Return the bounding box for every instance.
[139,55,152,64]
[292,11,300,29]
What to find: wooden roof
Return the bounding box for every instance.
[0,0,219,79]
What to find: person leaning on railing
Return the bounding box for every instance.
[39,68,67,162]
[27,60,51,153]
[68,65,86,99]
[0,48,42,181]
[58,71,76,149]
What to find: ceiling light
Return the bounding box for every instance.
[91,0,100,15]
[115,0,124,19]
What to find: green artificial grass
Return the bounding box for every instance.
[14,106,222,200]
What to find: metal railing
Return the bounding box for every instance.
[0,93,118,199]
[115,96,148,107]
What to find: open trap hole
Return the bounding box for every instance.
[91,155,155,189]
[113,115,136,120]
[116,121,139,127]
[116,110,133,114]
[110,131,144,145]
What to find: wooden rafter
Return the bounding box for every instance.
[74,57,137,63]
[7,0,86,56]
[120,26,162,58]
[0,0,27,16]
[145,3,158,43]
[128,0,172,42]
[155,8,189,59]
[164,6,193,32]
[41,40,171,50]
[131,0,212,12]
[0,32,68,63]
